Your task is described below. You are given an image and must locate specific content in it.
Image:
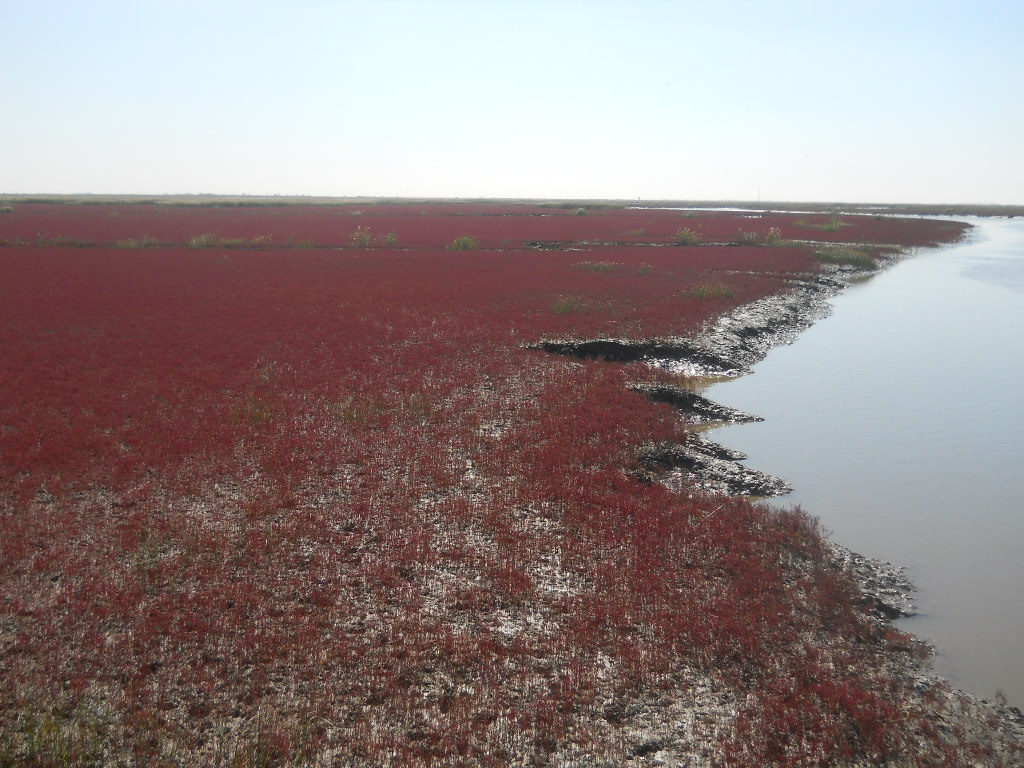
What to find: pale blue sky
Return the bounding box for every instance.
[3,0,1022,203]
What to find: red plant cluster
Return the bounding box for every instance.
[0,203,1001,766]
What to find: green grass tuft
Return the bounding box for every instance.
[447,234,479,251]
[812,246,878,270]
[349,227,398,247]
[689,282,735,299]
[350,226,373,248]
[675,227,703,246]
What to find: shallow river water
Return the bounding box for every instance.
[705,217,1024,706]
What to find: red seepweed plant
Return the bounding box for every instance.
[2,203,1009,766]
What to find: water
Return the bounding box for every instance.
[705,218,1024,706]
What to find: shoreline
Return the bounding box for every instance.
[536,237,1024,758]
[658,249,1024,755]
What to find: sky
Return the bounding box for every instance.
[3,0,1022,204]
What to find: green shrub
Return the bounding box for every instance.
[813,246,878,270]
[0,205,13,214]
[350,226,373,248]
[689,282,735,299]
[1,704,107,767]
[349,227,398,247]
[675,227,703,246]
[447,234,478,251]
[551,296,587,314]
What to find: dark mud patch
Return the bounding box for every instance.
[827,542,916,619]
[631,384,760,424]
[531,274,845,378]
[638,436,791,498]
[529,338,736,376]
[530,273,852,495]
[687,274,845,375]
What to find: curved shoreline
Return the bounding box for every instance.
[658,254,1024,756]
[537,245,1024,758]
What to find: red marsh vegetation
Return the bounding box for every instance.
[3,202,1008,766]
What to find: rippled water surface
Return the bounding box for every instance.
[706,218,1024,705]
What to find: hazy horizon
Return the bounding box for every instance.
[4,0,1023,205]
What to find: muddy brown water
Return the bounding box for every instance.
[705,217,1024,706]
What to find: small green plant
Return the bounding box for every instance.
[349,227,398,247]
[812,246,878,270]
[765,226,785,245]
[574,261,621,273]
[0,205,13,214]
[689,282,735,299]
[551,296,587,314]
[675,227,703,246]
[240,396,277,425]
[575,207,587,216]
[401,392,434,424]
[350,226,373,247]
[251,234,273,246]
[2,704,107,766]
[447,234,478,251]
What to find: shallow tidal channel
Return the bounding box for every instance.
[705,217,1024,706]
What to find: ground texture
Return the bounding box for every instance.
[2,201,1021,766]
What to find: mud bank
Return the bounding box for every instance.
[537,264,932,613]
[533,271,846,496]
[532,273,844,378]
